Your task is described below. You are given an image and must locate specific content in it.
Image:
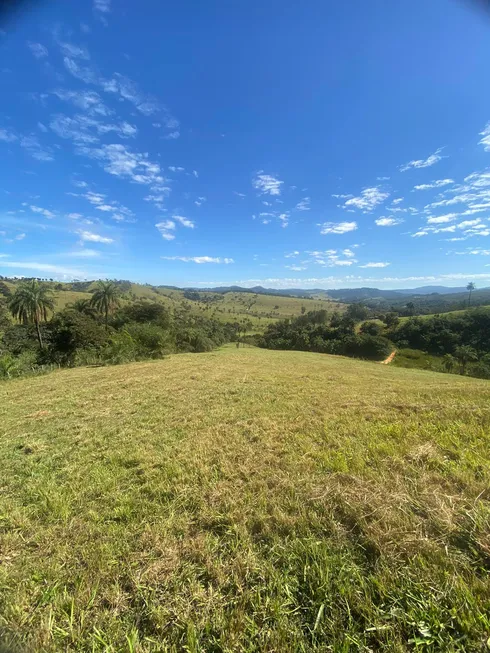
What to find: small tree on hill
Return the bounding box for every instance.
[8,279,54,349]
[90,281,121,329]
[442,353,456,373]
[466,282,475,307]
[454,345,477,375]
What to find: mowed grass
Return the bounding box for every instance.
[1,347,490,652]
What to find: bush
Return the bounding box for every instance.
[124,322,174,358]
[47,310,110,364]
[342,335,392,361]
[360,321,384,336]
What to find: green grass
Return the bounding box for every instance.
[1,346,490,651]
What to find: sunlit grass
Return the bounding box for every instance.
[1,346,490,651]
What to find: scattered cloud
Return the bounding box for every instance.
[234,192,246,198]
[343,187,389,212]
[426,213,458,224]
[27,42,48,59]
[284,251,300,258]
[413,179,454,191]
[67,249,101,258]
[161,256,234,264]
[479,122,490,151]
[156,220,176,240]
[30,205,55,219]
[286,265,307,271]
[295,197,311,211]
[77,229,114,244]
[319,221,357,234]
[0,128,17,143]
[375,216,403,227]
[400,147,445,172]
[253,172,283,196]
[359,262,390,268]
[0,261,89,276]
[173,215,195,228]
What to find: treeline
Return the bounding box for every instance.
[258,304,490,379]
[258,306,392,361]
[0,280,239,379]
[387,310,490,378]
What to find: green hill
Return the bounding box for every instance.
[0,279,346,332]
[1,346,489,651]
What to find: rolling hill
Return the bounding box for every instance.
[1,346,489,651]
[0,278,347,332]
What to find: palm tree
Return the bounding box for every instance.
[467,282,475,307]
[90,281,121,329]
[454,345,477,375]
[69,298,97,318]
[8,280,55,348]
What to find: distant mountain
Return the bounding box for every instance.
[396,286,468,295]
[203,284,489,301]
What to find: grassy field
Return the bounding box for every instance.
[1,347,490,651]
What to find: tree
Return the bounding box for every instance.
[90,281,121,329]
[442,353,456,373]
[406,302,415,316]
[383,312,400,329]
[454,345,477,375]
[360,320,383,336]
[8,280,54,349]
[346,303,370,322]
[69,298,98,318]
[466,282,475,307]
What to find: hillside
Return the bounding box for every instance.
[1,346,490,651]
[0,279,346,332]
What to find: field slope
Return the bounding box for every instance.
[1,347,490,651]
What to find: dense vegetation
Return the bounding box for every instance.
[1,346,490,651]
[0,279,240,379]
[258,305,392,361]
[258,302,490,379]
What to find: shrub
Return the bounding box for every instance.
[124,322,174,358]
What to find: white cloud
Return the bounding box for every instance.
[413,179,454,191]
[359,262,390,268]
[479,122,490,151]
[156,220,176,240]
[58,42,90,60]
[295,197,311,211]
[343,187,389,212]
[375,216,403,227]
[27,42,48,59]
[19,135,54,161]
[0,128,17,143]
[284,251,300,258]
[77,229,114,244]
[426,213,458,224]
[30,205,55,219]
[286,265,307,271]
[278,213,289,228]
[173,215,195,228]
[319,221,357,234]
[392,198,403,205]
[253,172,283,196]
[0,261,87,276]
[400,147,445,172]
[234,192,246,198]
[77,143,165,188]
[52,89,112,116]
[67,249,101,258]
[161,256,234,264]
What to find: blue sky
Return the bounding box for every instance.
[1,0,490,289]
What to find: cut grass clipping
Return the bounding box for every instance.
[1,345,490,651]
